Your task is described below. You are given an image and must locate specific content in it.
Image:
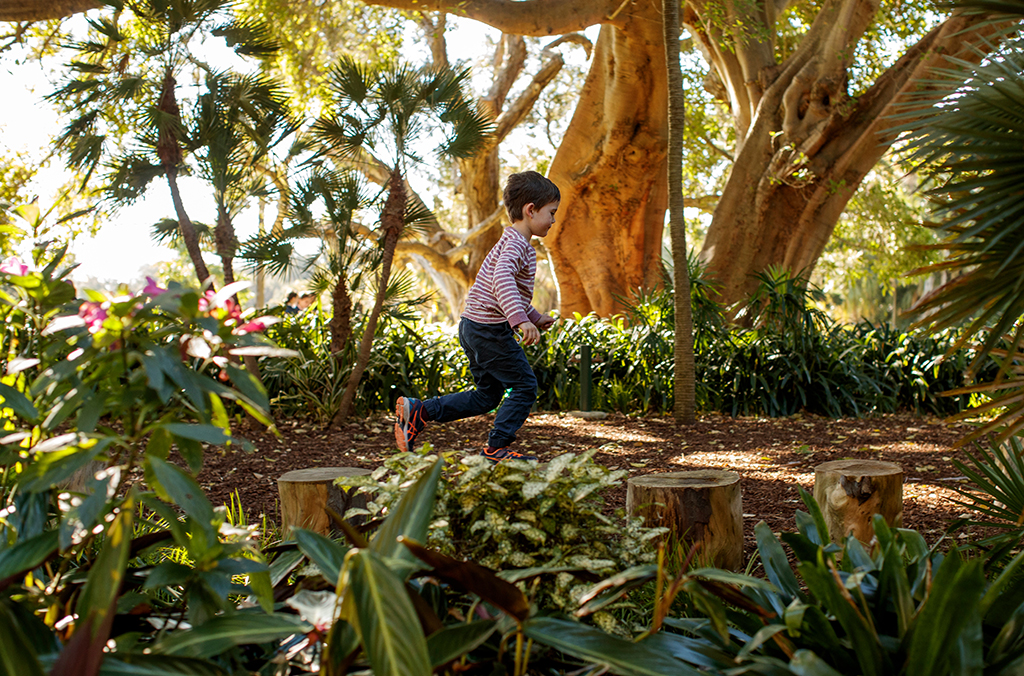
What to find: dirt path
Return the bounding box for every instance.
[196,410,988,555]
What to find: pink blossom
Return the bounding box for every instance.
[198,289,217,313]
[234,316,278,335]
[142,277,167,295]
[0,257,28,276]
[78,302,108,334]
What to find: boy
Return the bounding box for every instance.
[395,170,559,462]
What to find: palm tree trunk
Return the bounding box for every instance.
[331,167,406,428]
[330,279,353,355]
[216,203,236,285]
[166,168,211,285]
[157,68,210,285]
[664,0,696,424]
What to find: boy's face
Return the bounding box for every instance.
[523,200,559,238]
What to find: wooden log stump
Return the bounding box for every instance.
[278,467,372,538]
[626,470,743,570]
[813,459,903,544]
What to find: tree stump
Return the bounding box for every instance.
[278,467,373,538]
[813,459,903,544]
[626,470,743,570]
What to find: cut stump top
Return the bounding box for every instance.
[628,470,740,489]
[814,460,902,476]
[278,467,372,483]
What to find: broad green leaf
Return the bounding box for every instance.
[0,530,58,587]
[576,564,658,616]
[0,382,38,422]
[269,548,304,587]
[737,624,789,658]
[789,649,845,676]
[797,559,886,676]
[342,549,431,676]
[19,441,108,493]
[145,456,214,526]
[798,487,830,545]
[98,654,229,675]
[640,631,736,669]
[523,617,702,676]
[77,501,133,623]
[905,553,986,675]
[322,619,360,676]
[293,529,348,587]
[426,620,496,667]
[370,459,442,565]
[156,613,310,658]
[754,521,803,601]
[0,600,45,676]
[876,539,914,637]
[163,423,229,445]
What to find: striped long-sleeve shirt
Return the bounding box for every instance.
[462,226,543,328]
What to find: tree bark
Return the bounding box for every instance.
[546,3,669,316]
[277,467,372,537]
[0,0,98,21]
[664,0,695,424]
[157,69,211,286]
[691,7,1007,308]
[813,459,903,544]
[626,470,743,570]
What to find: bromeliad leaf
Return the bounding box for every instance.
[341,548,432,676]
[426,620,496,668]
[523,617,703,676]
[370,458,442,566]
[153,613,312,658]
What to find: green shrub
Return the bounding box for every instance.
[342,445,666,617]
[0,249,312,674]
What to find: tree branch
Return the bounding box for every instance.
[0,0,98,21]
[358,0,625,35]
[484,34,526,115]
[417,11,449,69]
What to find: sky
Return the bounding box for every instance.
[0,12,537,292]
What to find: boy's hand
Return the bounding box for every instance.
[536,314,556,331]
[517,321,540,345]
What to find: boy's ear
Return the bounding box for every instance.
[523,202,536,217]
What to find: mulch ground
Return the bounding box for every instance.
[195,410,993,556]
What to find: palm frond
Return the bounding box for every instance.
[211,17,280,57]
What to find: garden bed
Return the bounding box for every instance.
[194,410,988,555]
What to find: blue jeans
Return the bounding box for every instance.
[422,318,537,449]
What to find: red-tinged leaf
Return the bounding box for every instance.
[399,537,529,622]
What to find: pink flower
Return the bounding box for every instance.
[142,277,167,295]
[234,316,278,335]
[78,301,108,334]
[0,257,28,276]
[198,289,217,313]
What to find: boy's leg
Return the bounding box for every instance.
[440,319,537,451]
[484,345,537,450]
[420,319,506,424]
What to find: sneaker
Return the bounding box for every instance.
[481,446,537,463]
[394,397,428,452]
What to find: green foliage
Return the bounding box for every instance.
[341,446,665,618]
[893,11,1024,445]
[0,247,311,675]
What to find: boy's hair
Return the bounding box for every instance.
[503,171,560,222]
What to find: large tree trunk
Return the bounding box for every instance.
[546,3,669,316]
[689,1,1006,308]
